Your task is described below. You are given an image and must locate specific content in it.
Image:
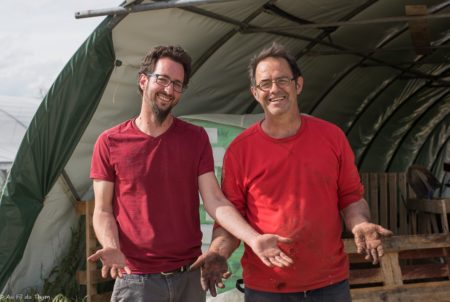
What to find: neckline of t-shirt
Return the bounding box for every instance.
[257,114,307,143]
[131,116,178,139]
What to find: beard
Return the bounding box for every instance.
[151,100,173,125]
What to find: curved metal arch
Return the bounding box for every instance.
[182,2,273,77]
[0,108,28,130]
[180,2,275,114]
[385,91,450,171]
[182,1,448,114]
[343,31,450,136]
[430,135,450,176]
[410,115,450,166]
[306,2,450,116]
[356,65,450,169]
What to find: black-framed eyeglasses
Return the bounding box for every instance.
[255,77,295,92]
[146,73,184,93]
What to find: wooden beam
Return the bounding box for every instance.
[380,252,403,286]
[349,267,383,285]
[91,293,112,302]
[351,281,450,301]
[402,263,448,281]
[405,5,432,55]
[76,270,112,285]
[407,198,450,214]
[343,234,450,253]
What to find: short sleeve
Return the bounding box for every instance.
[90,132,115,182]
[221,149,247,217]
[197,128,214,176]
[337,131,364,209]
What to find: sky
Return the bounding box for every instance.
[0,1,120,99]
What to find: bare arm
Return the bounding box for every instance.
[342,198,371,231]
[198,172,293,268]
[342,199,393,264]
[87,179,130,278]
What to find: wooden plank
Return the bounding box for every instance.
[418,212,432,234]
[379,173,388,229]
[380,252,403,286]
[350,264,448,285]
[349,267,383,285]
[441,199,449,233]
[75,201,87,215]
[399,247,447,259]
[361,173,369,201]
[343,234,450,254]
[398,173,409,234]
[402,263,449,281]
[348,253,369,263]
[91,292,112,302]
[405,5,431,55]
[407,198,450,214]
[369,173,379,225]
[351,280,450,302]
[446,248,450,280]
[76,270,87,285]
[76,270,113,285]
[86,200,97,301]
[388,173,398,234]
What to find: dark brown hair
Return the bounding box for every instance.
[248,42,302,86]
[138,45,192,94]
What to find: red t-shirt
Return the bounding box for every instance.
[90,117,214,273]
[221,115,363,292]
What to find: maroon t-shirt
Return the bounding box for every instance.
[90,117,214,273]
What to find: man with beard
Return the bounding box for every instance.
[88,45,293,302]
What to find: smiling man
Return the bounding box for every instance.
[202,42,393,301]
[87,45,293,302]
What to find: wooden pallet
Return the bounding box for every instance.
[75,201,112,302]
[360,172,444,235]
[344,234,450,301]
[360,172,412,235]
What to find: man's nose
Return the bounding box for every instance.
[164,82,174,94]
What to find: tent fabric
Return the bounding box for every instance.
[0,96,40,163]
[1,0,449,292]
[0,20,115,290]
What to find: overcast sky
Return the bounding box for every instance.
[0,1,119,99]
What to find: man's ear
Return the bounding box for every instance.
[139,73,148,91]
[296,77,304,95]
[250,86,258,100]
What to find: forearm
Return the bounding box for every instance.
[208,226,241,259]
[206,199,261,247]
[342,198,371,231]
[93,210,121,249]
[199,172,261,246]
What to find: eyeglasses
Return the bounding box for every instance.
[255,77,295,91]
[146,73,184,93]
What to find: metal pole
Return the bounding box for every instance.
[248,13,450,31]
[75,0,239,19]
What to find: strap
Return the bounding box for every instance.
[236,279,245,293]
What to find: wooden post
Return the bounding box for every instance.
[380,252,403,286]
[85,201,97,302]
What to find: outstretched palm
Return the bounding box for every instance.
[250,234,294,267]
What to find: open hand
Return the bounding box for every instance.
[352,222,393,264]
[87,247,131,279]
[190,251,231,297]
[249,234,293,268]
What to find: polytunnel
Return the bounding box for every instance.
[0,0,449,296]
